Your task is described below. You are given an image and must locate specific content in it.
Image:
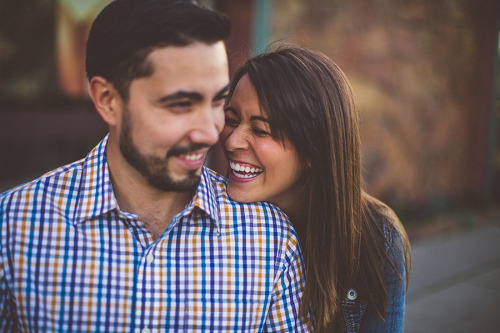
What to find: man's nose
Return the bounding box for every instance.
[189,106,224,146]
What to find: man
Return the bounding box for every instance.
[0,0,308,331]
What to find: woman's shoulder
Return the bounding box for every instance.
[364,195,407,253]
[366,195,411,279]
[379,207,402,249]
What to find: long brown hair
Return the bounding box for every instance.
[227,46,411,331]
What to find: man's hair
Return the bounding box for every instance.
[85,0,230,100]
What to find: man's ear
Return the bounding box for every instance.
[88,76,122,126]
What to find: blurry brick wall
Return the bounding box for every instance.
[270,0,499,211]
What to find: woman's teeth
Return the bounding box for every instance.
[230,162,263,176]
[234,173,257,179]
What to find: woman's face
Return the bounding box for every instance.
[219,74,308,210]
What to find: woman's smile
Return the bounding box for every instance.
[229,160,264,181]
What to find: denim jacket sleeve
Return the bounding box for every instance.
[341,222,407,333]
[359,222,406,332]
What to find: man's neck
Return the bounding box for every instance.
[115,178,193,239]
[106,142,194,240]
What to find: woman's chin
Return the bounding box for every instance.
[227,185,257,203]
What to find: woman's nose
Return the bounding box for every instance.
[224,126,249,152]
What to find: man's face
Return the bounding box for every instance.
[117,41,229,192]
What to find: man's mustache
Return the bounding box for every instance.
[167,143,211,158]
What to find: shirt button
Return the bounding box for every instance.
[142,328,151,333]
[146,253,154,264]
[347,288,358,300]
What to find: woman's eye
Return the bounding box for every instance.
[252,127,270,136]
[224,117,239,127]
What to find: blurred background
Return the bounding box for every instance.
[1,0,500,331]
[0,0,499,230]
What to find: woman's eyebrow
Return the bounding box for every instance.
[250,115,269,123]
[224,106,238,115]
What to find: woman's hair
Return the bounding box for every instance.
[227,46,411,331]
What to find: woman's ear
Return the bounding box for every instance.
[88,76,122,127]
[304,157,312,169]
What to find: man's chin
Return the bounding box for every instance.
[169,167,203,181]
[148,172,201,192]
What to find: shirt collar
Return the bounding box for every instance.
[188,166,221,232]
[73,136,221,229]
[74,134,118,224]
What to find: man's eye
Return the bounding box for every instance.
[169,101,192,108]
[216,94,228,103]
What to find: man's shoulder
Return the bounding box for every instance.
[204,167,290,225]
[1,159,85,211]
[1,137,108,214]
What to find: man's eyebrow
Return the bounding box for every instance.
[155,84,230,104]
[214,84,230,101]
[156,91,203,104]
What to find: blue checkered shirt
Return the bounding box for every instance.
[0,136,309,332]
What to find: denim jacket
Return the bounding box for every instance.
[340,219,407,333]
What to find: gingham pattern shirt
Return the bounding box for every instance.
[0,136,309,332]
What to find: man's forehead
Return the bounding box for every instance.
[147,41,227,62]
[129,45,229,102]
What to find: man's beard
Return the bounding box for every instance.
[119,108,205,192]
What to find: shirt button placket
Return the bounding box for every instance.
[141,250,154,333]
[146,253,154,264]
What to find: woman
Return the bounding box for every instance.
[219,46,411,332]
